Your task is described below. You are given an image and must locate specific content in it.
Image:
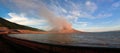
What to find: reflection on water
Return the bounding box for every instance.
[48,34,72,44]
[9,31,120,48]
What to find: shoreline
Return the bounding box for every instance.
[0,34,120,53]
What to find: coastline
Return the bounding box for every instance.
[0,34,120,53]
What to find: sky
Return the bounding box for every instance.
[0,0,120,32]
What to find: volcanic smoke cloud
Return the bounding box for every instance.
[1,0,72,31]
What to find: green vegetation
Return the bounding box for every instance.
[0,17,44,31]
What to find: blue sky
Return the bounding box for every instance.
[0,0,120,32]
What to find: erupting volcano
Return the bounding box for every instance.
[49,18,80,33]
[45,16,80,33]
[51,28,80,33]
[1,0,81,33]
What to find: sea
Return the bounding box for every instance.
[8,31,120,48]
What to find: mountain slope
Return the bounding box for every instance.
[0,17,44,31]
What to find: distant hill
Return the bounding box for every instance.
[0,17,44,31]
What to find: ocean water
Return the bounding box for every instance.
[8,31,120,48]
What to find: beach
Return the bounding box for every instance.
[0,33,120,53]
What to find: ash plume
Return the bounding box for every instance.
[1,0,73,31]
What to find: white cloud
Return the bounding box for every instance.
[6,13,47,26]
[85,1,97,12]
[112,1,120,8]
[61,8,67,13]
[69,11,80,17]
[75,22,88,27]
[66,15,73,18]
[96,13,112,18]
[63,1,111,19]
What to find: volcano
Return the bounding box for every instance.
[49,27,81,33]
[49,22,82,33]
[58,29,80,33]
